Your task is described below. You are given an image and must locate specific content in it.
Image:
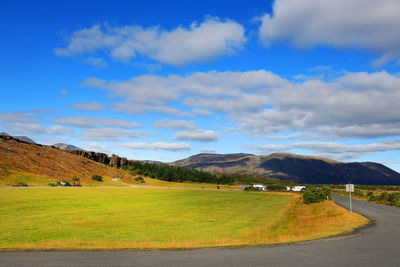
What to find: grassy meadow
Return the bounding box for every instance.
[0,188,368,249]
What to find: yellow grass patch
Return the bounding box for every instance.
[242,194,369,245]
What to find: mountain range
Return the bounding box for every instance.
[1,131,400,185]
[172,153,400,185]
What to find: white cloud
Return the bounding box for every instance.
[0,112,39,123]
[82,69,286,116]
[192,108,213,117]
[80,77,107,89]
[0,112,74,136]
[259,0,400,66]
[54,116,141,128]
[85,142,111,154]
[79,128,140,141]
[69,102,105,111]
[8,122,46,134]
[55,18,246,66]
[46,125,74,135]
[173,129,218,142]
[247,139,400,161]
[80,69,400,141]
[85,57,108,67]
[6,122,73,136]
[119,142,190,152]
[200,147,216,153]
[154,119,196,130]
[60,89,68,96]
[238,71,400,139]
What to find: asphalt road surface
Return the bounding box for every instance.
[1,195,399,266]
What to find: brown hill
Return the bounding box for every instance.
[172,153,400,185]
[0,135,137,186]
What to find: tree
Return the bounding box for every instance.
[92,174,103,182]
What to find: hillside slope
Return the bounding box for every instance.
[172,153,400,185]
[0,135,137,186]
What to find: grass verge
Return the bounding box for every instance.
[245,194,369,244]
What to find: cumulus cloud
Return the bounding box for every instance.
[154,119,196,130]
[85,57,108,67]
[0,112,74,136]
[238,71,400,139]
[7,122,47,134]
[82,70,285,116]
[0,112,40,123]
[46,125,74,135]
[119,142,190,151]
[80,77,107,89]
[259,0,400,66]
[192,108,213,117]
[7,122,73,136]
[80,69,400,142]
[85,142,111,154]
[54,116,141,128]
[55,18,246,66]
[200,147,216,153]
[79,128,140,141]
[247,139,400,161]
[173,129,218,142]
[69,102,105,111]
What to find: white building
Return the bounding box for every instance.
[291,186,307,192]
[253,184,266,191]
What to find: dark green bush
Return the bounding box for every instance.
[244,186,259,192]
[378,192,389,201]
[303,187,332,204]
[368,194,377,202]
[387,192,400,207]
[91,174,103,182]
[12,182,28,187]
[135,176,145,183]
[354,189,364,197]
[267,184,287,191]
[71,176,80,181]
[62,180,71,186]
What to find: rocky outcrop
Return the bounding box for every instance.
[67,150,129,168]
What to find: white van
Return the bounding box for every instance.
[291,186,307,192]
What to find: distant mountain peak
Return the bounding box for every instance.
[1,132,36,144]
[172,152,400,185]
[52,143,83,151]
[14,136,35,144]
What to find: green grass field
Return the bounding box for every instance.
[0,187,293,249]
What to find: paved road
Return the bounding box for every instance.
[1,195,399,266]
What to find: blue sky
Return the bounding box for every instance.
[2,0,400,171]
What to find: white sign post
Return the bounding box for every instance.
[346,184,354,214]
